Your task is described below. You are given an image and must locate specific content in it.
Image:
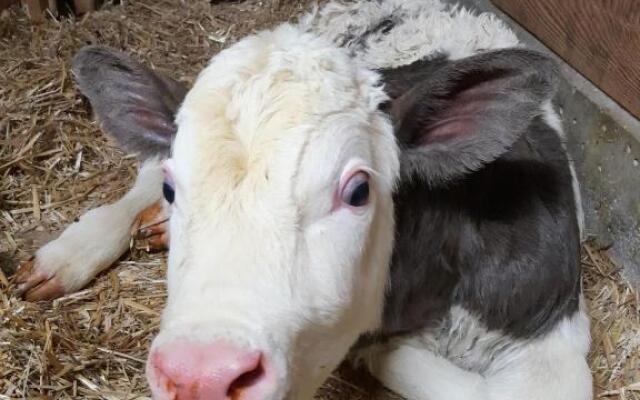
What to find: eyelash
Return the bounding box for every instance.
[161,166,371,211]
[339,170,370,208]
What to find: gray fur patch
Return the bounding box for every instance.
[414,306,524,374]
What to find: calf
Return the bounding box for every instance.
[14,1,592,399]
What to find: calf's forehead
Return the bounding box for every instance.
[171,24,389,205]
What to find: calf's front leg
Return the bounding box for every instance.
[357,309,591,400]
[14,159,165,301]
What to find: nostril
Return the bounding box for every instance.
[149,353,179,399]
[227,356,265,398]
[147,341,275,400]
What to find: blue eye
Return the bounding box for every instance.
[341,171,370,207]
[163,181,175,204]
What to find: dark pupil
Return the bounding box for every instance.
[162,182,175,204]
[349,181,369,207]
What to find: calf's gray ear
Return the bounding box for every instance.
[381,49,559,185]
[72,46,188,159]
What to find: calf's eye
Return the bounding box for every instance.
[341,171,370,207]
[163,181,175,204]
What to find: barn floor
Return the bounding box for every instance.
[0,1,638,399]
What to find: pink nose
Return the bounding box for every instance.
[147,340,274,400]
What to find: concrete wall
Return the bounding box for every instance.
[447,0,640,285]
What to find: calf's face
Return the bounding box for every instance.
[148,25,399,400]
[72,23,558,400]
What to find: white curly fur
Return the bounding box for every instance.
[303,0,519,68]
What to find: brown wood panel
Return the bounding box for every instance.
[491,0,640,120]
[22,0,48,21]
[73,0,96,14]
[0,0,18,12]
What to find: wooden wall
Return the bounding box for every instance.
[0,0,18,12]
[491,0,640,120]
[0,0,97,20]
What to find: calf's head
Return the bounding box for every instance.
[148,25,399,399]
[73,23,557,400]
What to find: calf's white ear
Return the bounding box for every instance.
[72,46,188,159]
[381,49,559,185]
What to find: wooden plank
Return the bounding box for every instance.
[47,0,57,17]
[0,0,18,12]
[73,0,95,14]
[491,0,640,120]
[22,0,48,21]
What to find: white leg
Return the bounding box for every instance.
[486,309,592,400]
[358,338,488,400]
[15,159,163,300]
[361,310,592,400]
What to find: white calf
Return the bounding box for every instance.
[14,2,591,400]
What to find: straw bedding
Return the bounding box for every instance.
[0,1,638,399]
